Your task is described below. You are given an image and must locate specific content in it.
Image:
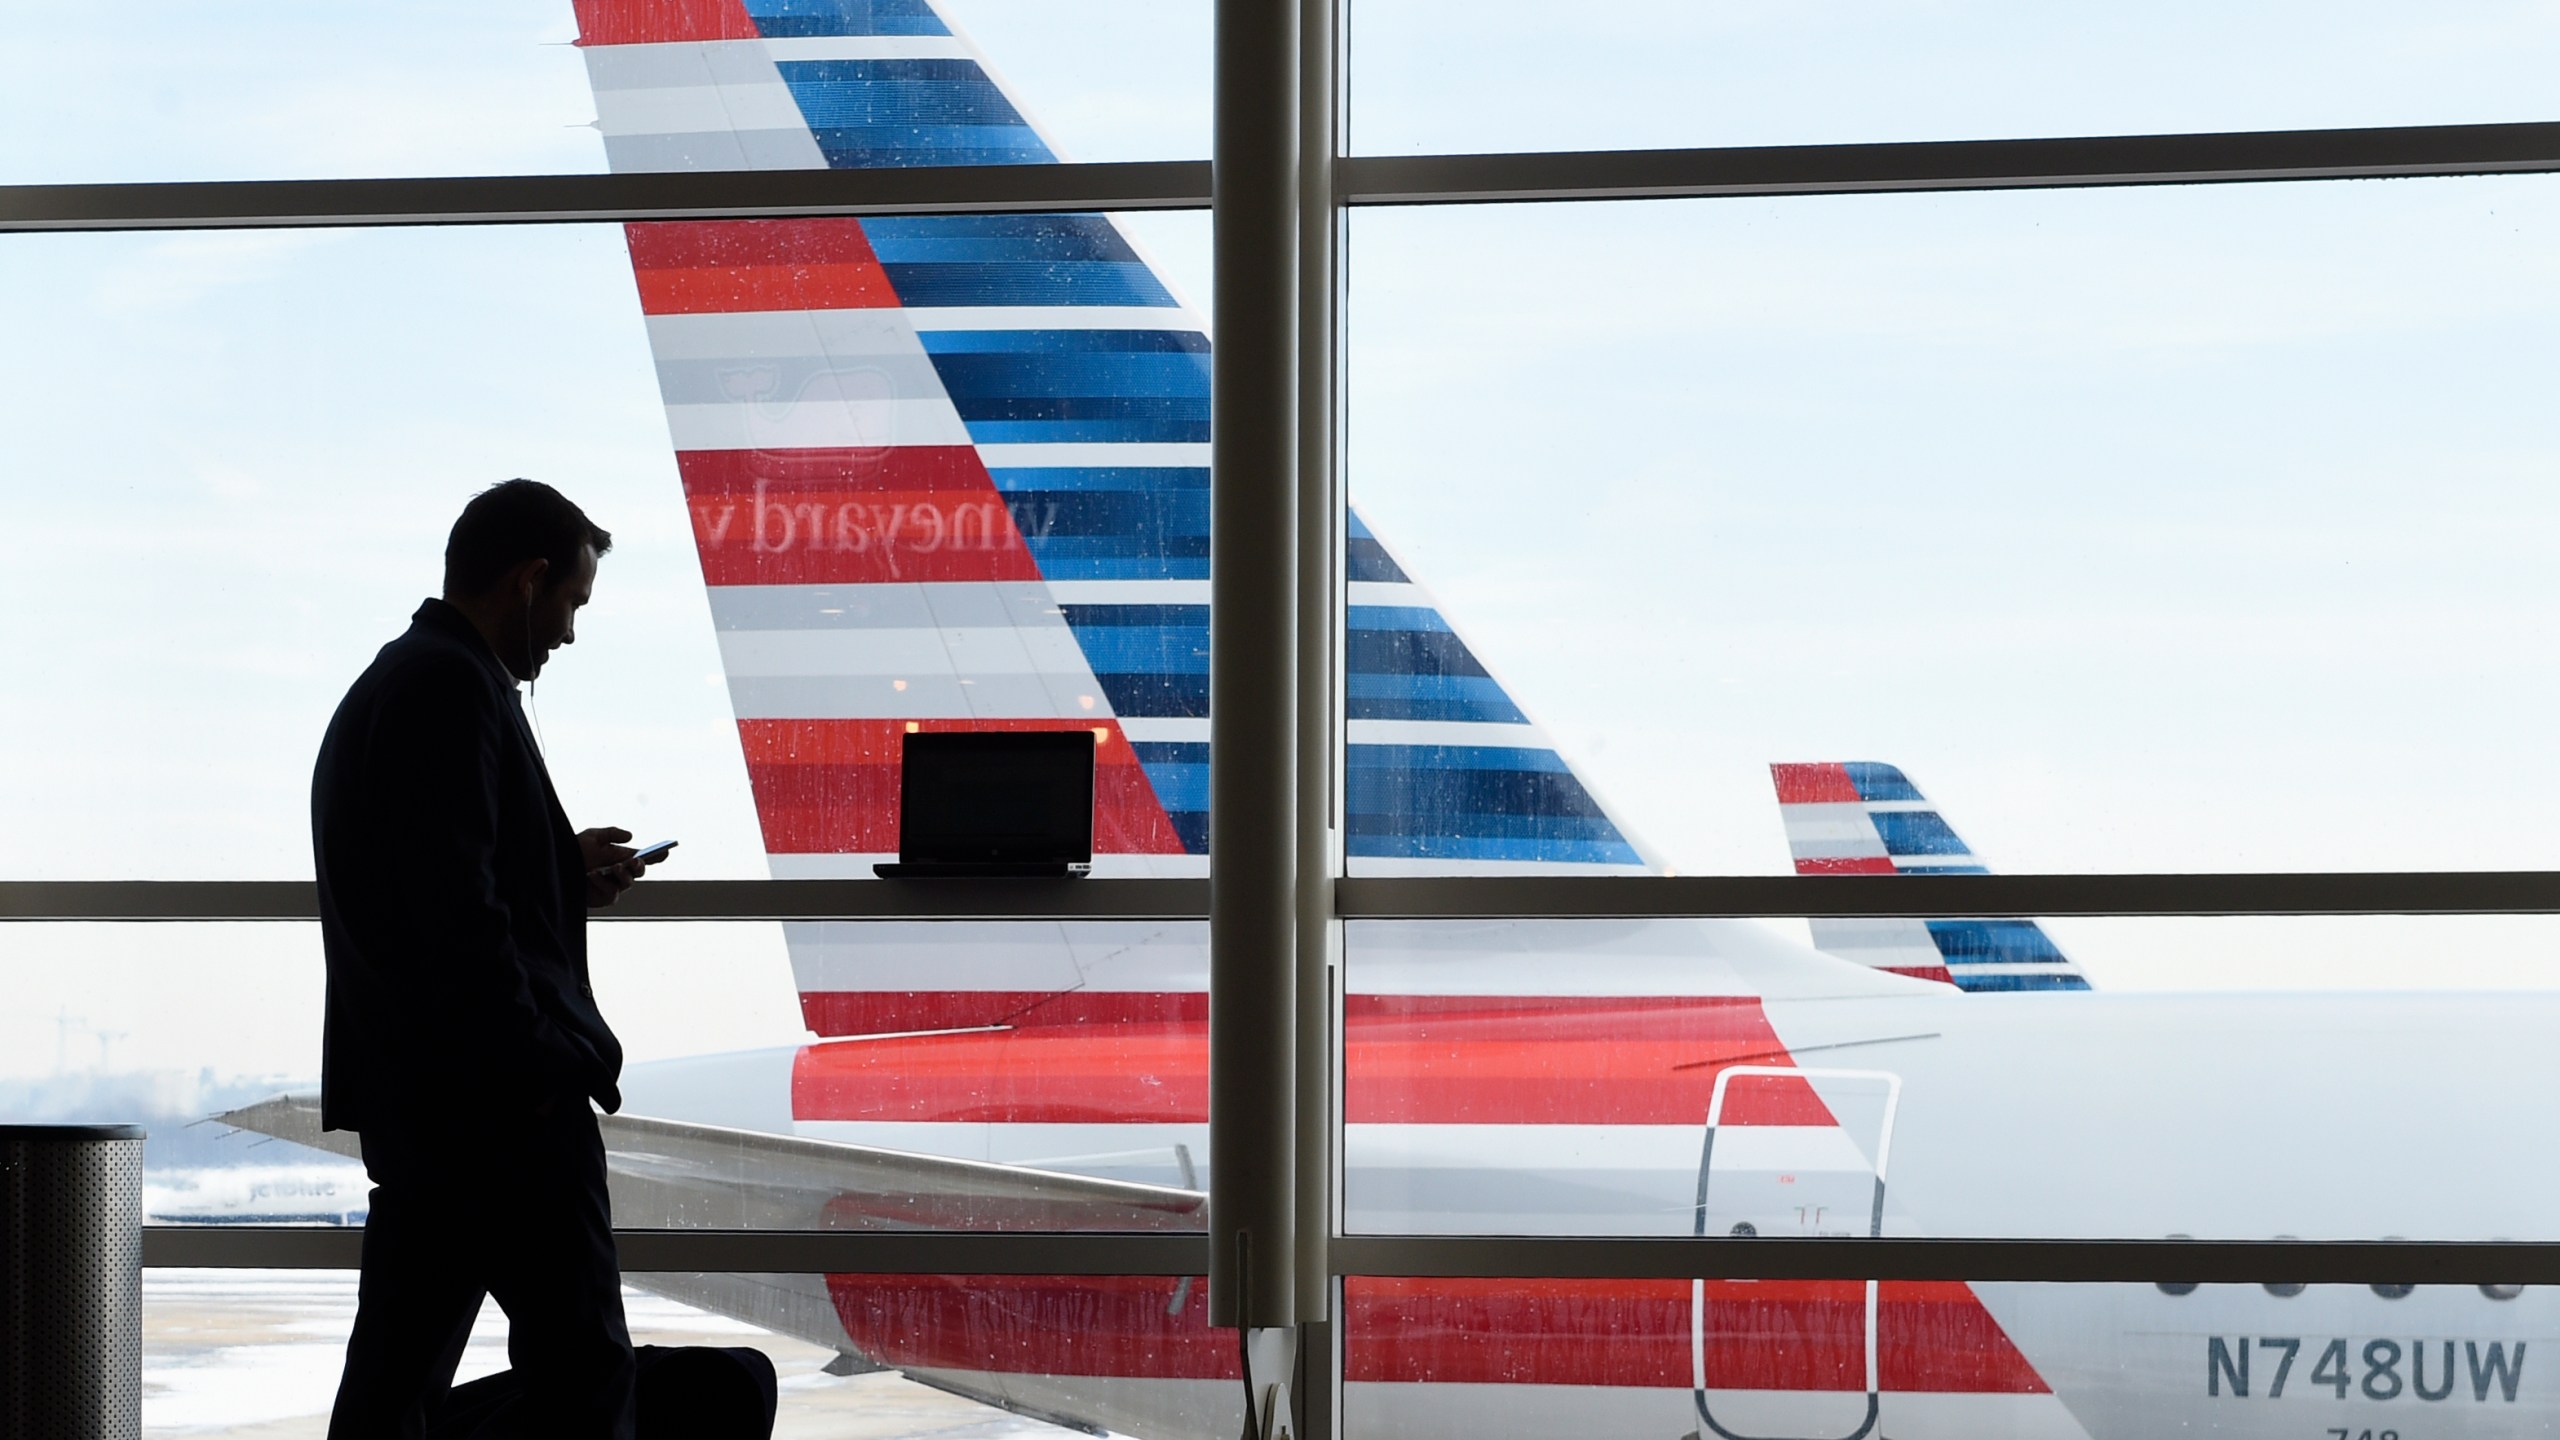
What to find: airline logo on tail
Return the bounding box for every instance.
[1772,762,2089,992]
[574,0,1646,891]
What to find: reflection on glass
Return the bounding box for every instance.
[1343,918,2560,1239]
[623,208,1216,882]
[1343,1276,2552,1438]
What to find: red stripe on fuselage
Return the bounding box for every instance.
[625,219,899,314]
[1349,1278,2049,1393]
[741,718,1185,856]
[1348,994,1831,1126]
[799,989,1208,1037]
[789,996,1832,1127]
[679,447,1041,586]
[571,0,758,45]
[820,1275,2046,1395]
[828,1275,1234,1379]
[794,1021,1202,1123]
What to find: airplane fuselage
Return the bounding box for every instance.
[622,919,2560,1439]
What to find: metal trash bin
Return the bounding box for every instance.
[2,1124,144,1440]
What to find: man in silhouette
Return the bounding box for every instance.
[313,479,655,1439]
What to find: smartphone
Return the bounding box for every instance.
[628,839,678,866]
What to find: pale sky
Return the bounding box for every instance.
[5,2,2560,1090]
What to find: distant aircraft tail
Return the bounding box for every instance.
[1770,762,2090,992]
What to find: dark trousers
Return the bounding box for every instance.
[328,1104,637,1440]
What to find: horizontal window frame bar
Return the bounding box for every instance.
[142,1227,1204,1275]
[139,1228,2560,1286]
[18,873,2560,923]
[1338,121,2560,206]
[6,122,2553,234]
[0,879,1208,923]
[1330,1236,2560,1286]
[0,161,1212,234]
[1336,872,2560,919]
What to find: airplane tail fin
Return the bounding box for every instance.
[1769,762,2090,993]
[572,0,1652,1040]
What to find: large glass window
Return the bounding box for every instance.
[0,213,1210,881]
[11,0,2558,1434]
[1342,176,2560,877]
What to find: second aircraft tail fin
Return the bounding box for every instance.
[1770,762,2090,993]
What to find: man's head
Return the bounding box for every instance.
[441,479,612,682]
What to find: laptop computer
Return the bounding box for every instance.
[873,730,1096,879]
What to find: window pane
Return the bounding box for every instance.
[1342,918,2560,1239]
[1341,1274,2547,1438]
[1342,177,2560,877]
[10,921,1209,1233]
[4,0,1206,185]
[1346,1,2560,156]
[625,210,1215,880]
[1,211,1210,881]
[0,225,756,879]
[147,1268,1136,1435]
[6,923,794,1225]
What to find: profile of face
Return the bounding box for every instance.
[510,543,599,682]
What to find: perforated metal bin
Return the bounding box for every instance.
[1,1124,143,1440]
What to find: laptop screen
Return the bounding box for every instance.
[897,730,1097,864]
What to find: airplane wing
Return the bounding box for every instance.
[212,1094,1206,1362]
[217,1094,1202,1232]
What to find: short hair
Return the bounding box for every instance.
[442,479,613,596]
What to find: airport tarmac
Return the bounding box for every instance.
[143,1269,1073,1438]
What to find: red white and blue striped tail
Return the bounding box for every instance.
[571,0,1655,1038]
[1770,762,2090,993]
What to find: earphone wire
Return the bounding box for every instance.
[523,594,549,759]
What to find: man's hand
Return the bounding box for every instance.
[579,826,644,908]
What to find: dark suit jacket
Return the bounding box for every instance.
[313,598,623,1132]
